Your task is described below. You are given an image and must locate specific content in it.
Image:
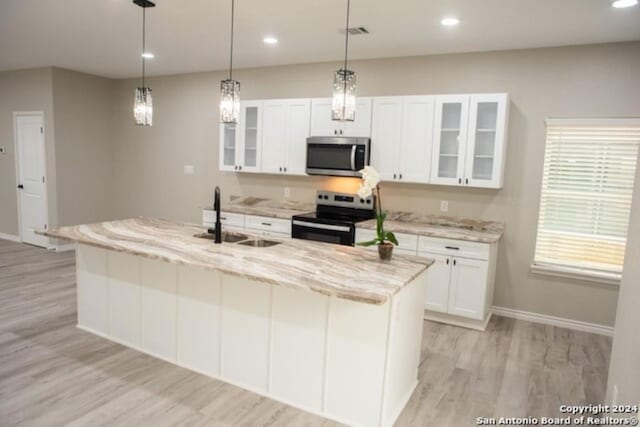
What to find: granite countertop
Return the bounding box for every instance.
[44,218,433,305]
[204,196,315,219]
[357,211,504,244]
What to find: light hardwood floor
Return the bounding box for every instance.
[0,239,612,426]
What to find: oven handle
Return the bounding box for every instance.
[350,145,356,170]
[292,220,351,233]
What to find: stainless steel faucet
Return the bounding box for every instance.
[214,186,222,244]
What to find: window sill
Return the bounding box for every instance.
[530,263,621,287]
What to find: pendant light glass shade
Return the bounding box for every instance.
[332,0,356,122]
[134,87,153,126]
[220,79,240,124]
[331,69,357,121]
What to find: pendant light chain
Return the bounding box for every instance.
[343,0,350,72]
[229,0,234,80]
[142,6,146,88]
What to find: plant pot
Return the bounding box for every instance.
[378,242,394,261]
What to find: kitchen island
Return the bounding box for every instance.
[45,217,433,427]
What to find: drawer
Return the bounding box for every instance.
[418,236,489,260]
[245,215,291,236]
[202,210,245,228]
[355,228,418,253]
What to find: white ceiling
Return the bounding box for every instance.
[1,0,639,79]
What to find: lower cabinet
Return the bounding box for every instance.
[203,210,291,239]
[355,227,498,330]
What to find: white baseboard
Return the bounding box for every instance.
[491,306,614,337]
[0,232,21,242]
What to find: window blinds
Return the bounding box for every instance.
[534,122,640,274]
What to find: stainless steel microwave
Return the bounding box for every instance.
[305,136,371,177]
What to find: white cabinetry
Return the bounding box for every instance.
[261,99,310,176]
[202,210,291,239]
[219,101,263,172]
[310,97,372,137]
[202,210,245,233]
[355,227,498,330]
[370,96,434,183]
[431,94,508,188]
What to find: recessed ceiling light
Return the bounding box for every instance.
[141,52,155,59]
[441,17,460,27]
[263,36,278,45]
[612,0,638,7]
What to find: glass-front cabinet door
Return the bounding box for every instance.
[238,101,263,173]
[464,94,508,188]
[430,95,470,185]
[219,122,238,171]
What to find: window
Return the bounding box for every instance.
[533,119,640,282]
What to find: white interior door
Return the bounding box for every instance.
[15,113,48,247]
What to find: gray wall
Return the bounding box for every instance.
[0,68,57,236]
[606,150,640,406]
[51,68,115,226]
[111,41,640,327]
[0,67,114,237]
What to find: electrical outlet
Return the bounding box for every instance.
[184,165,194,175]
[284,187,291,198]
[440,200,449,212]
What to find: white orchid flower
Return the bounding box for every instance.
[360,166,380,189]
[357,182,373,199]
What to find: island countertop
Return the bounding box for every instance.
[44,217,433,305]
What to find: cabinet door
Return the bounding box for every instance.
[447,257,488,320]
[342,97,373,137]
[399,96,434,184]
[309,98,338,137]
[284,99,311,175]
[370,97,402,182]
[419,252,451,313]
[261,100,287,174]
[219,122,239,172]
[238,101,263,173]
[430,95,470,186]
[464,94,508,188]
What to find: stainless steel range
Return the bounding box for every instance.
[291,191,376,246]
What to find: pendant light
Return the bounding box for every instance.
[220,0,240,124]
[133,0,155,126]
[331,0,356,122]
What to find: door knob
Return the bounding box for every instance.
[17,184,24,189]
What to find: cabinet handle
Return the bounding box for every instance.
[220,216,227,220]
[261,222,272,227]
[340,129,343,135]
[284,167,287,173]
[334,130,337,135]
[446,258,450,265]
[458,178,462,184]
[399,173,402,180]
[453,259,457,266]
[445,246,460,250]
[239,165,242,171]
[393,173,396,180]
[234,165,238,170]
[465,178,468,185]
[279,167,282,172]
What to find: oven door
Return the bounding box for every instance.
[306,137,369,177]
[291,220,355,246]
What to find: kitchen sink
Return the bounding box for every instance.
[237,239,282,248]
[193,231,249,243]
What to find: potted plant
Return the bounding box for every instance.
[356,166,398,260]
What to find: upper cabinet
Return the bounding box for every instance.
[431,94,509,188]
[370,96,434,184]
[261,98,310,176]
[219,101,263,173]
[310,97,372,137]
[219,94,509,189]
